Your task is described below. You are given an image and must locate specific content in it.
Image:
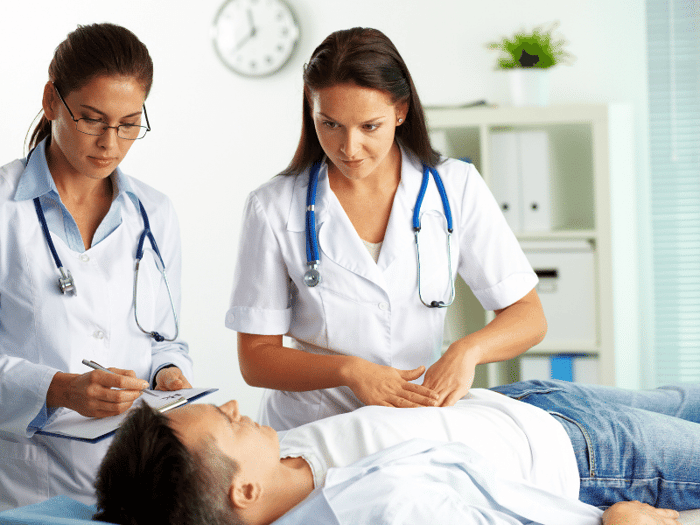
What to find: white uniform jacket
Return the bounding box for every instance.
[0,145,193,510]
[227,148,536,430]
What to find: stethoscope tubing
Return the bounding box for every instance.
[305,162,321,265]
[34,195,179,341]
[413,166,453,233]
[33,197,76,294]
[304,161,456,307]
[132,200,179,342]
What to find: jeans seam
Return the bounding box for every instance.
[548,411,597,478]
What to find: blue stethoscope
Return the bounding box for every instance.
[303,162,456,308]
[33,196,179,342]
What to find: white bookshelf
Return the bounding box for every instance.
[427,103,637,388]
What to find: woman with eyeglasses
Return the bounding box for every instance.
[0,23,192,509]
[227,27,547,432]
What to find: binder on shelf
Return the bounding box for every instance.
[519,131,552,231]
[520,354,599,384]
[489,132,522,231]
[489,131,551,233]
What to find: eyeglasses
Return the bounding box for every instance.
[53,83,151,140]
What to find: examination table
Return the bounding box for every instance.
[0,496,699,524]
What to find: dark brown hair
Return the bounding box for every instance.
[281,27,440,176]
[27,23,154,153]
[93,404,241,525]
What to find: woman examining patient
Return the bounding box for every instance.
[227,27,547,430]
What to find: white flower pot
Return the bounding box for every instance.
[507,68,551,107]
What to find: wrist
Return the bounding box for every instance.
[337,355,362,390]
[46,371,78,409]
[447,337,484,366]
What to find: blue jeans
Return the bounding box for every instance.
[491,379,700,510]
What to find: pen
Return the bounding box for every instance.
[81,359,157,397]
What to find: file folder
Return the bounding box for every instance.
[489,131,551,233]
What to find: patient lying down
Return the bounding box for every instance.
[94,380,698,525]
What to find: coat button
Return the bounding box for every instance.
[378,302,389,311]
[80,254,90,262]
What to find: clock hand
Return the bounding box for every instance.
[247,8,257,37]
[233,9,256,51]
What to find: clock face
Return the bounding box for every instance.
[212,0,300,77]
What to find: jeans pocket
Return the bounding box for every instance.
[549,412,596,478]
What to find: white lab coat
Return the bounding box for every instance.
[227,148,536,430]
[0,153,193,510]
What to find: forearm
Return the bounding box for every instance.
[451,287,547,365]
[238,333,357,392]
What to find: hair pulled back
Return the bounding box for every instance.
[282,27,439,176]
[27,23,153,152]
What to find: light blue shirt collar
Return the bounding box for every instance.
[15,138,140,252]
[15,138,139,207]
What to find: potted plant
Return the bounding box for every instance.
[487,22,573,106]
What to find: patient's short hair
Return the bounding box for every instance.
[94,404,241,525]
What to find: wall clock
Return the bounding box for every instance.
[212,0,300,77]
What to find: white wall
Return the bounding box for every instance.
[0,0,650,417]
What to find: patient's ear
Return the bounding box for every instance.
[229,479,263,509]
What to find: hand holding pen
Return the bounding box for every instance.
[46,360,152,419]
[83,360,191,393]
[82,360,157,396]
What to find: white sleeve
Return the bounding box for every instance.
[0,355,58,436]
[453,162,537,311]
[225,192,292,335]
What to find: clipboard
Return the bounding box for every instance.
[35,387,217,443]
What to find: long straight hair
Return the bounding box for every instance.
[26,23,154,154]
[281,27,440,176]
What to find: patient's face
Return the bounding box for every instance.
[167,401,280,480]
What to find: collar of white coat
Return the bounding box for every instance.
[285,145,451,276]
[14,138,140,209]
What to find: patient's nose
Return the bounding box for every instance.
[220,400,242,422]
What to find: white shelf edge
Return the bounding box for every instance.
[525,345,599,355]
[425,104,610,128]
[515,230,597,241]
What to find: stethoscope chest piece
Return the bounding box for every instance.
[58,267,77,295]
[303,263,322,287]
[301,161,454,306]
[34,196,179,341]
